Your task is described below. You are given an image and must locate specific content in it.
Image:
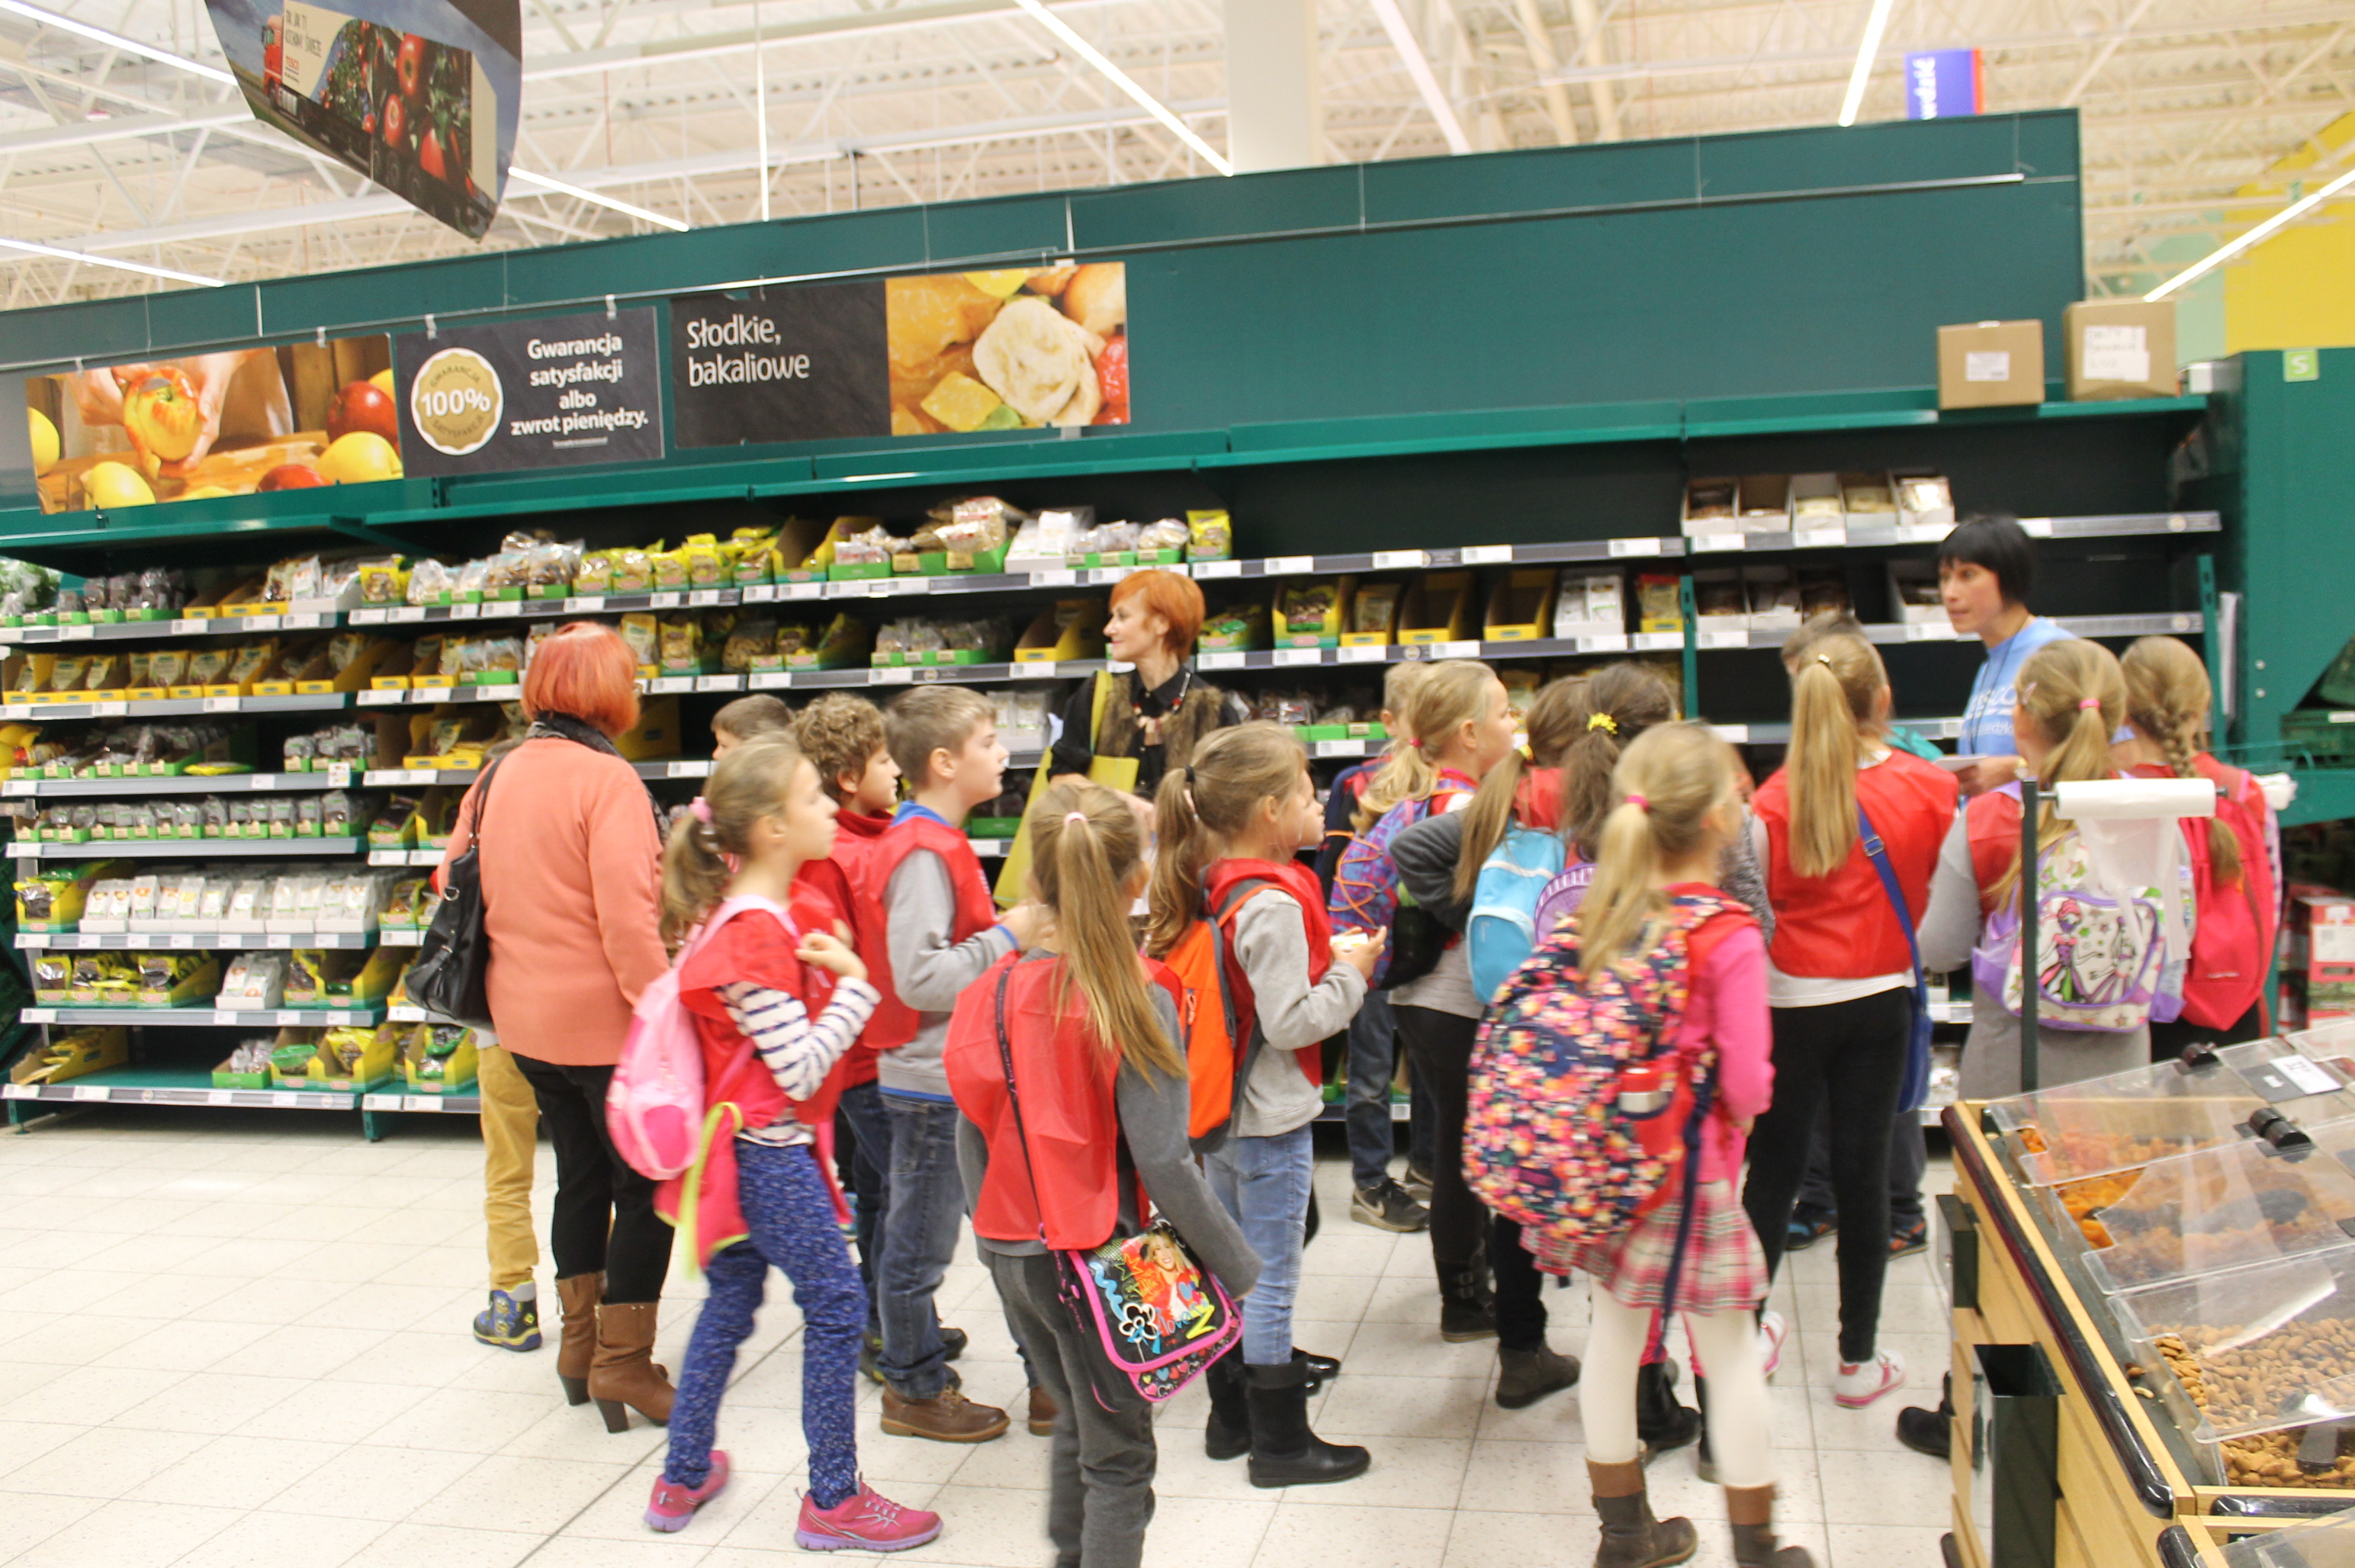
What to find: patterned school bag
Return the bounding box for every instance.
[1463,892,1739,1262]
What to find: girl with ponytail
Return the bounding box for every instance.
[1921,637,2154,1095]
[1541,725,1810,1568]
[1740,627,1957,1414]
[2120,635,2280,1054]
[946,783,1262,1567]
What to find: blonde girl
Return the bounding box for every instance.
[1739,629,1957,1412]
[1921,638,2149,1095]
[1149,722,1380,1485]
[1541,725,1807,1568]
[945,783,1261,1568]
[2121,636,2279,1054]
[646,735,940,1552]
[1334,660,1519,1340]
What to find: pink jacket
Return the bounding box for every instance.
[1669,917,1772,1184]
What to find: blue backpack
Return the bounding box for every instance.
[1467,824,1567,1001]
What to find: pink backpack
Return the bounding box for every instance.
[607,896,786,1181]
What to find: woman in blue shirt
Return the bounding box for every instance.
[1941,514,2074,795]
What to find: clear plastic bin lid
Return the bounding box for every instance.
[2112,1247,2355,1444]
[2059,1120,2355,1293]
[1988,1034,2355,1186]
[2206,1502,2355,1568]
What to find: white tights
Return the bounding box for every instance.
[1584,1288,1775,1489]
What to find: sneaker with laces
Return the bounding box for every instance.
[644,1451,730,1532]
[1759,1310,1787,1379]
[1351,1178,1430,1233]
[1834,1348,1908,1409]
[795,1482,943,1552]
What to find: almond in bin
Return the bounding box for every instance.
[2154,1329,2355,1488]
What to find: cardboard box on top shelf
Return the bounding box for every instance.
[1341,581,1403,649]
[1891,470,1957,533]
[1483,569,1557,642]
[1014,598,1107,664]
[1736,474,1791,533]
[810,516,892,581]
[1888,561,1949,626]
[1551,570,1625,640]
[1397,571,1474,645]
[1692,568,1748,631]
[1788,473,1846,535]
[1272,577,1352,649]
[2063,300,2179,401]
[1937,320,2045,408]
[614,695,683,761]
[1682,477,1740,537]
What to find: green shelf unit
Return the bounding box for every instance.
[3,1064,365,1113]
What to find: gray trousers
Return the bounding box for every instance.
[986,1249,1158,1568]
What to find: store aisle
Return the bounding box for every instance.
[0,1112,1952,1568]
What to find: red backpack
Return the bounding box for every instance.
[2169,759,2278,1030]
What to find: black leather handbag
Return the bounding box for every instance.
[404,754,508,1030]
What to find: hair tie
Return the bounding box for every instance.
[1064,811,1088,826]
[1406,737,1424,749]
[2078,697,2101,711]
[689,798,713,824]
[1816,654,1833,668]
[1625,793,1650,813]
[1184,764,1196,786]
[1586,713,1617,734]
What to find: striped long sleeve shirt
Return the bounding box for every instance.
[720,975,881,1147]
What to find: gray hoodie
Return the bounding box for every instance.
[880,848,1016,1100]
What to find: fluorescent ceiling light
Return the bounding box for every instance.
[2145,164,2355,300]
[0,235,225,286]
[0,0,233,83]
[1010,0,1232,175]
[1836,0,1899,126]
[506,168,690,233]
[1368,0,1473,155]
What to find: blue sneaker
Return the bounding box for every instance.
[473,1287,542,1351]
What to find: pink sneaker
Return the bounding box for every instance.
[795,1482,943,1553]
[1834,1349,1908,1409]
[1759,1310,1787,1379]
[646,1451,731,1533]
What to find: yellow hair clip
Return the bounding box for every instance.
[1586,712,1618,734]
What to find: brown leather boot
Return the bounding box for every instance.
[880,1385,1010,1443]
[554,1273,602,1407]
[1590,1458,1698,1568]
[1027,1384,1058,1437]
[1726,1484,1815,1568]
[589,1301,676,1434]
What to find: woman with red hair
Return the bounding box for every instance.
[1049,567,1248,798]
[439,622,676,1432]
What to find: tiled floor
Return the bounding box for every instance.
[0,1109,1955,1567]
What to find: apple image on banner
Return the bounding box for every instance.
[410,348,503,456]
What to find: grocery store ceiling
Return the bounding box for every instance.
[2,0,2350,307]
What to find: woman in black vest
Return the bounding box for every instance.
[1049,568,1248,798]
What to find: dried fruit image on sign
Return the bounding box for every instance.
[23,335,400,514]
[885,264,1129,435]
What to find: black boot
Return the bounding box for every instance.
[1895,1372,1954,1460]
[1694,1374,1716,1483]
[1245,1359,1370,1488]
[1497,1345,1582,1409]
[1637,1360,1701,1461]
[1438,1264,1496,1343]
[1204,1348,1251,1461]
[1293,1348,1340,1393]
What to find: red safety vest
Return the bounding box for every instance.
[1204,856,1334,1090]
[1752,753,1955,978]
[861,811,1000,1053]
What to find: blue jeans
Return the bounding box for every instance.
[1345,991,1404,1189]
[832,1080,892,1335]
[664,1140,863,1508]
[1203,1124,1312,1367]
[878,1091,968,1399]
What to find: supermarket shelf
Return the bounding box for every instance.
[356,686,521,708]
[3,1065,362,1110]
[378,929,422,946]
[8,837,363,859]
[5,609,339,644]
[361,760,720,787]
[0,694,351,721]
[747,660,1106,692]
[970,837,1011,858]
[348,589,737,626]
[368,849,445,867]
[18,1004,386,1026]
[1,772,342,798]
[1713,715,1965,745]
[1682,510,2216,554]
[1865,612,2205,646]
[359,1090,481,1114]
[18,930,378,950]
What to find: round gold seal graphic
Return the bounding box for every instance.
[410,347,503,456]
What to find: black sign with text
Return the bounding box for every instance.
[392,307,664,477]
[670,284,890,448]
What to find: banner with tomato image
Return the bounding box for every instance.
[207,0,519,239]
[24,336,403,514]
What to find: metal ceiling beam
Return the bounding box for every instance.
[1368,0,1473,153]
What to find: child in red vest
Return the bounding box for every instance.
[1145,722,1381,1486]
[791,694,904,1380]
[2121,635,2280,1055]
[945,782,1261,1568]
[644,734,941,1553]
[1545,724,1806,1568]
[866,686,1041,1442]
[1740,627,1956,1413]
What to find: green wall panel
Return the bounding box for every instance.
[916,194,1074,265]
[1067,162,1367,249]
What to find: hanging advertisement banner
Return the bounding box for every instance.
[24,337,398,513]
[205,0,520,238]
[391,308,665,477]
[1905,50,1984,120]
[670,262,1132,447]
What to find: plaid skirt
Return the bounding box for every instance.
[1541,1178,1769,1316]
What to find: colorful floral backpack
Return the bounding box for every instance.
[1464,892,1739,1274]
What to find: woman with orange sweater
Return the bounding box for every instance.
[440,622,674,1431]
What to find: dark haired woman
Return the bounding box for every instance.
[1937,513,2074,796]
